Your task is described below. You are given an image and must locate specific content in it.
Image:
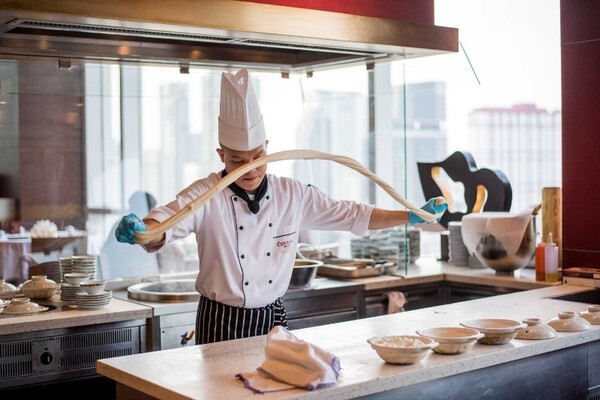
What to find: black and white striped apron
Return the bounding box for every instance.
[195,295,288,344]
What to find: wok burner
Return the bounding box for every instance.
[127,279,199,302]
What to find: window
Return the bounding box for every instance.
[83,0,561,279]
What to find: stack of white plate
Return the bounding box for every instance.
[351,226,423,265]
[468,253,485,268]
[448,221,469,265]
[75,290,112,310]
[71,255,98,280]
[408,228,421,263]
[59,257,73,283]
[60,283,85,304]
[350,237,367,258]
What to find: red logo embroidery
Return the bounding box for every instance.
[277,240,292,248]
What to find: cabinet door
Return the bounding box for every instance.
[284,291,359,329]
[448,282,517,303]
[362,283,442,318]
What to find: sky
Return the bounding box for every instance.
[401,0,561,147]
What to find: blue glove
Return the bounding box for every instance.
[408,198,448,225]
[115,213,147,244]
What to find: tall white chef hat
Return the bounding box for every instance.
[218,68,266,151]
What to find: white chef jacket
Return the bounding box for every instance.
[145,172,373,308]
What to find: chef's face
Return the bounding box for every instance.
[217,141,268,193]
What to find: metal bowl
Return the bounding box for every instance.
[462,213,536,276]
[289,259,323,289]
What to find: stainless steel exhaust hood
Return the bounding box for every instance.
[0,0,458,72]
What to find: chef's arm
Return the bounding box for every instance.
[368,198,448,230]
[368,208,410,230]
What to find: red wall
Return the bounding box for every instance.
[561,0,600,268]
[243,0,434,24]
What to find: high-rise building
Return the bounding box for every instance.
[468,104,562,210]
[392,81,448,206]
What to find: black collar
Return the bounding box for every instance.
[222,169,268,214]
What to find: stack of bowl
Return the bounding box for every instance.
[61,272,89,304]
[76,279,111,309]
[71,255,98,279]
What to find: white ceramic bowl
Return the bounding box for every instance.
[63,272,90,286]
[367,335,438,364]
[2,297,48,314]
[416,326,483,354]
[515,318,557,340]
[19,275,59,299]
[79,279,107,294]
[546,311,592,332]
[579,305,600,325]
[460,319,526,345]
[0,279,19,300]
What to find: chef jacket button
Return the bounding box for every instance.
[233,197,238,201]
[239,225,244,230]
[245,281,249,286]
[266,195,270,200]
[241,254,245,259]
[268,280,273,284]
[268,223,273,227]
[266,252,271,256]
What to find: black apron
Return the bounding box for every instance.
[195,295,288,344]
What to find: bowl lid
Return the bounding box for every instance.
[0,279,18,292]
[515,318,557,340]
[3,297,49,314]
[20,275,59,290]
[460,319,526,333]
[547,311,592,332]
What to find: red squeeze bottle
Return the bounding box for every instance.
[535,240,546,281]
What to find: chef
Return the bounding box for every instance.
[116,68,447,344]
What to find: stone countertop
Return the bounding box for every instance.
[1,258,556,331]
[339,257,559,292]
[0,296,152,335]
[96,284,599,400]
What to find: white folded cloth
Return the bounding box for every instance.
[236,326,341,393]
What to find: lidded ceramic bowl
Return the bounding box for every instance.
[515,318,558,340]
[0,298,9,313]
[547,311,592,332]
[19,275,59,299]
[460,319,527,345]
[579,305,600,325]
[3,297,48,314]
[367,335,438,364]
[0,279,19,300]
[416,326,483,354]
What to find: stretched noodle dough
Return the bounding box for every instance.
[135,149,445,244]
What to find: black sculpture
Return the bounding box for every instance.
[417,151,512,228]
